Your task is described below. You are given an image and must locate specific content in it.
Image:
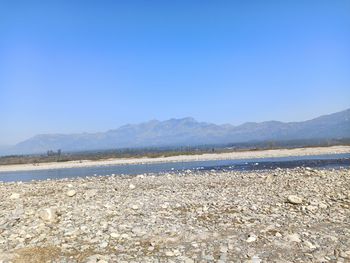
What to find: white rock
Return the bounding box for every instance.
[251,255,262,263]
[183,257,195,263]
[307,205,318,213]
[165,251,174,257]
[99,241,108,248]
[110,232,119,239]
[287,195,303,204]
[246,234,257,243]
[131,227,144,236]
[9,193,20,199]
[220,245,228,253]
[265,174,274,183]
[304,240,317,250]
[66,190,77,197]
[287,233,301,243]
[131,205,139,210]
[319,203,328,209]
[38,208,58,223]
[129,184,136,190]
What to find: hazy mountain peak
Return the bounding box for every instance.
[6,108,350,155]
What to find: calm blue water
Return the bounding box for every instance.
[0,153,349,183]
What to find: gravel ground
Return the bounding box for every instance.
[0,167,350,263]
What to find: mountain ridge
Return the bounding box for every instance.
[7,108,350,155]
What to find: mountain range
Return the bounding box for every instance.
[5,108,350,155]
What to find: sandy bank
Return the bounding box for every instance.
[0,145,349,172]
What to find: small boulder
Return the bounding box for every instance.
[246,234,257,243]
[287,195,303,204]
[66,190,77,197]
[131,205,139,210]
[38,208,58,223]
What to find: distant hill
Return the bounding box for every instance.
[8,108,350,155]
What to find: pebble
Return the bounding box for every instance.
[66,189,77,197]
[304,240,317,250]
[131,204,139,210]
[246,234,257,243]
[9,193,20,199]
[165,251,174,257]
[110,232,119,238]
[287,233,301,243]
[287,195,303,204]
[38,208,58,223]
[99,241,108,248]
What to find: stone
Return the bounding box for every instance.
[9,193,20,199]
[319,203,328,209]
[220,245,228,253]
[266,174,274,183]
[251,255,262,263]
[183,257,195,263]
[275,232,282,237]
[306,205,318,213]
[99,241,108,248]
[287,195,303,204]
[38,208,58,223]
[66,190,77,197]
[165,251,174,257]
[131,227,144,236]
[129,184,136,190]
[110,232,119,239]
[287,233,301,243]
[246,234,257,243]
[131,205,139,210]
[304,240,317,250]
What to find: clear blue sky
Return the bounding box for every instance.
[1,1,349,144]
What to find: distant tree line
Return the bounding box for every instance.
[47,149,61,157]
[0,138,349,166]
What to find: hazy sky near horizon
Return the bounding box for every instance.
[1,1,350,144]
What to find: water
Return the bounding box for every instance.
[0,153,349,183]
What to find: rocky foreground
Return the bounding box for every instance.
[0,168,350,263]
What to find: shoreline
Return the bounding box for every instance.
[0,145,349,173]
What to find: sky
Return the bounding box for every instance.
[1,1,349,145]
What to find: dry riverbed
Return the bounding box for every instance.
[1,167,350,263]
